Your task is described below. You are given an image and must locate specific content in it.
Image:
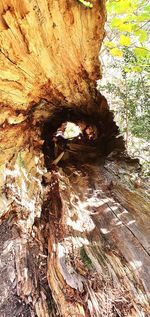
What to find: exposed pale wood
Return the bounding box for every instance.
[46,160,150,316]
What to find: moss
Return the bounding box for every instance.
[17,152,25,168]
[80,246,92,268]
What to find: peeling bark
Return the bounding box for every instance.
[0,1,150,317]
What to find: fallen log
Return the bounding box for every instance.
[0,1,149,316]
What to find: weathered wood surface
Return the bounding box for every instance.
[0,1,150,317]
[0,0,105,119]
[0,0,109,180]
[46,158,150,317]
[0,155,149,317]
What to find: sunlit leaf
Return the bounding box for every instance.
[117,23,133,33]
[136,13,149,22]
[124,66,131,73]
[124,13,137,22]
[132,66,142,73]
[110,48,123,58]
[144,5,150,11]
[134,47,150,58]
[134,30,148,43]
[111,17,122,28]
[114,0,137,14]
[105,41,116,48]
[119,35,131,46]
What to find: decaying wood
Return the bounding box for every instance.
[0,1,150,317]
[45,158,150,317]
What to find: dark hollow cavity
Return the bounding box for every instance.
[41,108,124,170]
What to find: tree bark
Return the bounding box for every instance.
[0,1,150,317]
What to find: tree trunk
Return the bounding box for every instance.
[0,1,149,317]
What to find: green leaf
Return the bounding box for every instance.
[105,41,116,48]
[124,13,137,22]
[136,13,149,22]
[132,66,142,73]
[111,17,122,28]
[114,0,137,14]
[119,35,131,46]
[110,48,123,58]
[144,5,150,12]
[117,23,133,33]
[124,66,131,73]
[134,30,148,43]
[134,47,150,58]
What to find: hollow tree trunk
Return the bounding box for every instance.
[0,1,149,317]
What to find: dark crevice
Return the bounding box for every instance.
[41,107,124,170]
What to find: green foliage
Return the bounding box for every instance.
[119,35,131,46]
[80,246,92,268]
[99,46,150,175]
[99,0,150,174]
[106,0,150,60]
[133,47,149,58]
[99,48,150,141]
[110,47,123,57]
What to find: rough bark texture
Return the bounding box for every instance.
[0,1,150,317]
